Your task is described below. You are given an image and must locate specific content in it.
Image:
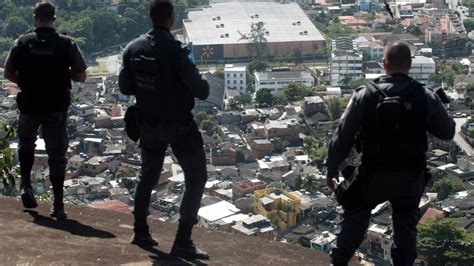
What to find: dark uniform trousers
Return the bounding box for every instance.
[133,119,207,230]
[331,169,425,266]
[18,112,68,187]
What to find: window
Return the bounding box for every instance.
[240,73,243,77]
[234,73,237,78]
[226,74,230,78]
[227,80,230,84]
[234,80,237,84]
[240,80,243,84]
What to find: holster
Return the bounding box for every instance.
[124,105,140,142]
[335,165,367,210]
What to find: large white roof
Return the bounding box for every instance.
[198,200,240,222]
[184,2,325,45]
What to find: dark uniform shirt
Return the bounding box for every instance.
[326,74,455,174]
[4,27,87,114]
[119,27,209,123]
[5,28,87,76]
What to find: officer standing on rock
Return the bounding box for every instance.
[4,1,87,220]
[119,0,210,260]
[325,42,455,265]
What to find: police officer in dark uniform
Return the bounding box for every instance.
[326,42,455,265]
[119,1,210,260]
[4,1,87,219]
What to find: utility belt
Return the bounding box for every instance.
[124,105,193,142]
[335,164,430,210]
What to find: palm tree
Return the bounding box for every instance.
[238,22,268,59]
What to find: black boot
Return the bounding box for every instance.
[21,184,37,209]
[171,223,209,260]
[131,218,158,247]
[50,176,67,220]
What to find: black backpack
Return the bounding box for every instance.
[361,79,427,171]
[366,80,417,141]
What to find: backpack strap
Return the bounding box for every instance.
[365,80,387,102]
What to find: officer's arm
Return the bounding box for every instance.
[4,40,19,84]
[425,89,455,140]
[119,47,136,96]
[326,90,364,175]
[175,47,209,100]
[69,40,87,83]
[4,69,18,84]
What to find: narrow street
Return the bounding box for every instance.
[453,118,473,157]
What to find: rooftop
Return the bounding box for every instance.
[255,70,312,81]
[0,196,336,264]
[197,200,240,222]
[225,64,246,72]
[184,2,325,45]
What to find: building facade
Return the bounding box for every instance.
[232,179,267,200]
[254,70,314,94]
[409,56,436,85]
[330,37,363,86]
[253,188,301,231]
[224,64,247,94]
[183,2,326,61]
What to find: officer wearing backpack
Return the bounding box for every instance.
[4,1,87,219]
[119,1,210,260]
[325,42,455,265]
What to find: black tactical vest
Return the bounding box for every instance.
[358,77,428,172]
[129,30,195,124]
[16,28,72,114]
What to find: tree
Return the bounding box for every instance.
[390,24,404,34]
[429,73,443,87]
[444,36,471,58]
[432,177,464,200]
[228,93,253,110]
[82,9,122,50]
[418,217,474,265]
[200,119,218,135]
[302,174,317,192]
[4,16,29,38]
[294,176,303,190]
[465,96,472,108]
[239,21,268,59]
[466,83,474,96]
[463,18,474,32]
[347,78,367,90]
[255,89,273,107]
[120,18,140,40]
[280,83,312,103]
[0,37,13,64]
[246,61,268,93]
[272,91,287,106]
[407,24,422,36]
[328,23,356,38]
[172,0,188,29]
[304,136,328,167]
[325,96,342,121]
[291,48,303,63]
[194,111,208,125]
[0,123,18,196]
[267,181,284,189]
[247,60,269,73]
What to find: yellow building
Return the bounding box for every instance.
[253,188,301,232]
